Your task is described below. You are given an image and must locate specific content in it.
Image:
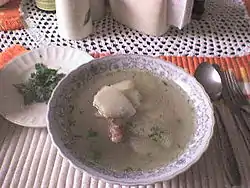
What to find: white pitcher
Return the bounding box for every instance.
[56,0,93,40]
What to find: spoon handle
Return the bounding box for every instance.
[241,105,250,114]
[213,64,250,152]
[213,103,241,186]
[215,102,250,186]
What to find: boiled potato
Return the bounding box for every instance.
[160,132,173,149]
[93,86,136,118]
[123,89,141,108]
[129,136,163,155]
[111,80,141,108]
[111,80,135,91]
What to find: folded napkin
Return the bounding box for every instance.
[0,0,24,31]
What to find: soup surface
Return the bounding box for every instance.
[69,69,195,172]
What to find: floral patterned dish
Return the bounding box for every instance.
[47,54,214,185]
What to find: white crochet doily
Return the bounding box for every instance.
[0,0,249,57]
[0,1,250,188]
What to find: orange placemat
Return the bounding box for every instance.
[92,52,250,99]
[245,0,250,16]
[0,0,24,31]
[1,45,249,98]
[0,44,28,68]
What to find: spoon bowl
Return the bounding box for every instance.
[194,62,242,186]
[194,62,222,101]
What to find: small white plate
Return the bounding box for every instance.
[0,46,94,128]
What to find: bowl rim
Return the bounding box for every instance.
[0,45,93,128]
[47,54,215,186]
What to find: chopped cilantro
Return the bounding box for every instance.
[14,63,65,105]
[87,128,98,138]
[162,80,168,86]
[124,167,133,172]
[79,109,85,114]
[90,150,102,162]
[176,118,182,123]
[147,152,153,157]
[127,121,137,132]
[148,126,165,142]
[124,167,142,172]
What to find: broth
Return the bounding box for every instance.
[69,69,195,171]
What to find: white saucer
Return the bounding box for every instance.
[0,46,94,128]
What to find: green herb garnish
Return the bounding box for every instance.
[147,152,153,157]
[14,63,65,105]
[90,150,102,162]
[87,128,98,138]
[123,167,142,172]
[127,121,136,131]
[148,126,165,142]
[162,80,168,86]
[124,167,134,172]
[79,109,85,114]
[176,118,182,123]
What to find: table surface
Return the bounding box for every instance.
[1,0,250,57]
[0,0,250,188]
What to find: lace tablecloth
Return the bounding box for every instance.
[0,0,250,188]
[0,0,249,57]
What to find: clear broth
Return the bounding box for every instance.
[69,69,195,172]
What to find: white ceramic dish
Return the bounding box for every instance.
[47,54,214,185]
[0,46,93,128]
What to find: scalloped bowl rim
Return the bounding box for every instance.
[47,54,214,186]
[0,46,93,128]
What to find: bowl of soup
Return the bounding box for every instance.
[47,54,214,185]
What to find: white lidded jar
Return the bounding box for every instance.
[90,0,106,21]
[0,0,10,7]
[56,0,93,40]
[109,0,169,36]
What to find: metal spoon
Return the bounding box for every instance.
[194,62,223,101]
[194,62,241,186]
